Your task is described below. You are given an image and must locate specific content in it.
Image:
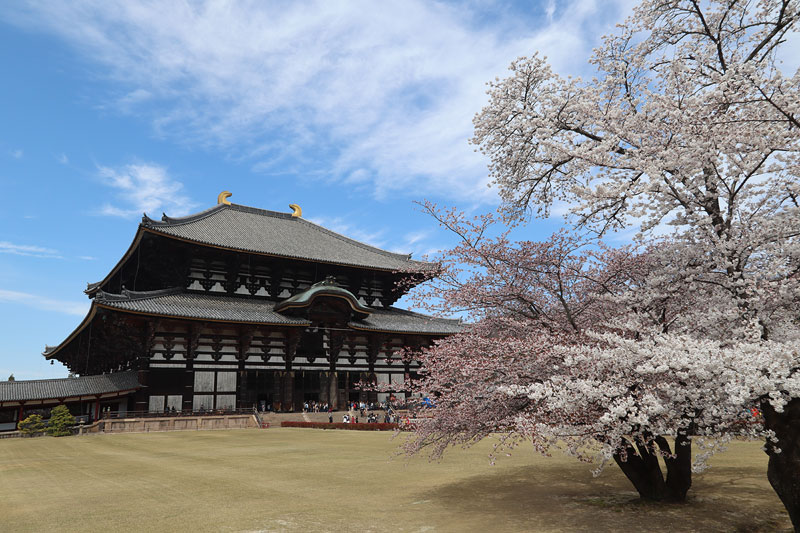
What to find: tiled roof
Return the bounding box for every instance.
[351,307,462,335]
[141,203,433,272]
[0,371,141,403]
[94,289,460,334]
[95,289,311,326]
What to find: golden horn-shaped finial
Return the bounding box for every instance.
[289,204,302,217]
[217,191,232,205]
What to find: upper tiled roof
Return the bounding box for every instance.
[95,288,311,326]
[0,371,141,403]
[141,203,433,272]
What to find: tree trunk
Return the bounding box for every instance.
[613,435,692,502]
[657,433,692,501]
[762,398,800,532]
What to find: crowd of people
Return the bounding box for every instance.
[341,410,396,424]
[301,401,330,413]
[259,397,429,426]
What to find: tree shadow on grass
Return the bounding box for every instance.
[420,463,791,533]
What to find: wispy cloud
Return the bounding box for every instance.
[0,289,88,316]
[0,241,62,258]
[57,153,69,164]
[1,0,634,204]
[96,162,196,218]
[545,0,557,22]
[307,216,387,249]
[9,148,23,159]
[403,230,432,247]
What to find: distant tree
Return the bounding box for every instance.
[17,414,45,436]
[47,405,76,437]
[7,374,14,381]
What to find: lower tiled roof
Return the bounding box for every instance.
[95,289,311,325]
[94,289,460,334]
[0,371,141,403]
[350,307,462,335]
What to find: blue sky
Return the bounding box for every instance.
[0,0,637,379]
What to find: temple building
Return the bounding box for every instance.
[0,195,460,429]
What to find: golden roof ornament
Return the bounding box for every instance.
[217,191,232,205]
[289,203,302,217]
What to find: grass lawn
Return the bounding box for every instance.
[0,428,791,532]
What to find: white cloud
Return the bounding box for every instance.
[10,148,23,159]
[0,289,88,316]
[1,1,635,204]
[96,162,196,218]
[0,241,61,258]
[57,153,69,164]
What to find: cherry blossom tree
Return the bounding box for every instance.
[404,206,765,502]
[406,0,800,523]
[463,0,800,524]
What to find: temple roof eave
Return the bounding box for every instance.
[87,203,439,297]
[43,296,311,362]
[84,228,146,296]
[42,306,98,360]
[141,203,437,272]
[0,371,142,403]
[46,288,462,362]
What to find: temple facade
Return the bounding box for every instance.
[0,197,459,427]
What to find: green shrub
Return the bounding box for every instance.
[18,414,45,436]
[47,405,76,437]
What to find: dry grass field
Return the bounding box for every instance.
[0,428,792,532]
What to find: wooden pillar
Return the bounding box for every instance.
[237,329,253,409]
[94,397,101,420]
[134,370,149,412]
[269,264,285,299]
[135,319,158,412]
[367,373,378,404]
[367,334,387,375]
[328,372,339,410]
[184,322,204,412]
[281,371,295,412]
[271,370,282,411]
[328,330,343,372]
[283,329,300,372]
[224,254,241,294]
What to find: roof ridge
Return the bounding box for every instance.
[146,203,298,228]
[96,287,184,302]
[226,203,295,219]
[142,204,225,228]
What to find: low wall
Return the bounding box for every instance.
[101,414,258,433]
